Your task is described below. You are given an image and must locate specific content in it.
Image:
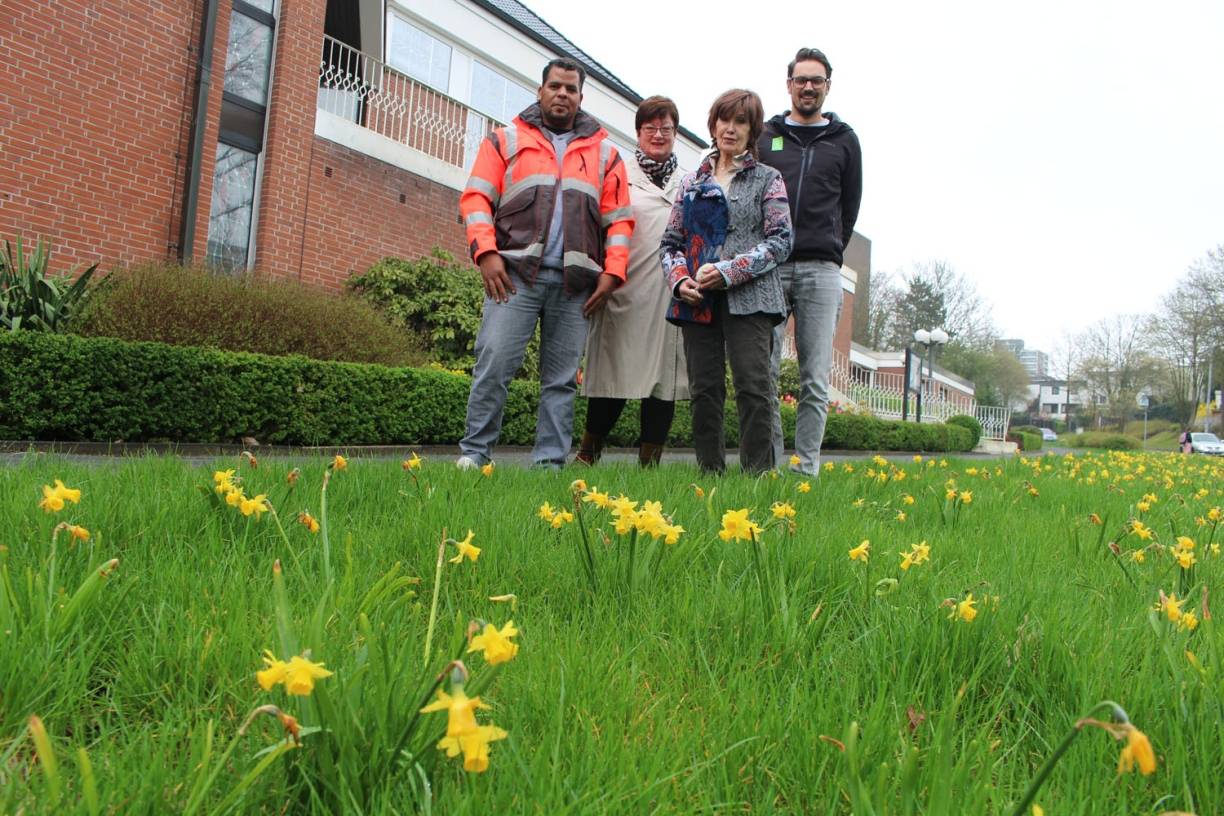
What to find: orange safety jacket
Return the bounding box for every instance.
[460,104,633,293]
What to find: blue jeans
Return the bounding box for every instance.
[460,271,589,466]
[770,260,843,474]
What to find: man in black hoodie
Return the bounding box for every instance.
[759,47,862,475]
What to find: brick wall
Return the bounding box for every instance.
[295,137,470,290]
[0,0,217,271]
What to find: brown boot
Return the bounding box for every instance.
[575,431,605,465]
[639,442,664,467]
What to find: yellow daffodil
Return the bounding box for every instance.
[797,481,811,494]
[719,508,761,542]
[848,540,870,562]
[569,478,587,493]
[403,452,423,470]
[902,493,915,505]
[896,510,907,522]
[468,620,519,665]
[692,484,705,498]
[852,498,865,508]
[66,524,90,542]
[420,686,488,737]
[1156,593,1184,623]
[913,454,923,463]
[1208,506,1222,522]
[550,510,574,529]
[771,501,796,520]
[1130,549,1145,563]
[257,651,333,696]
[298,511,320,534]
[1130,520,1153,540]
[583,488,611,508]
[790,454,801,467]
[38,479,81,513]
[1033,805,1045,816]
[225,488,245,507]
[824,461,835,471]
[481,462,495,477]
[332,454,347,471]
[538,502,556,521]
[945,488,958,501]
[286,467,300,486]
[1175,536,1195,551]
[1116,724,1157,776]
[843,463,855,473]
[663,522,685,545]
[959,490,973,504]
[213,469,236,493]
[1175,549,1196,569]
[449,530,481,564]
[239,494,269,520]
[951,593,978,623]
[1136,500,1150,512]
[437,723,508,773]
[1179,610,1199,631]
[1089,513,1103,525]
[899,540,930,571]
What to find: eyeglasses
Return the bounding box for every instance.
[640,125,675,137]
[789,75,828,88]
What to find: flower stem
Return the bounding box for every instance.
[319,469,334,585]
[422,529,447,667]
[1010,701,1124,816]
[571,495,598,591]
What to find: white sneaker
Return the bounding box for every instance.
[455,455,481,471]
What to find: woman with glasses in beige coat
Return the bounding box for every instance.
[577,96,689,466]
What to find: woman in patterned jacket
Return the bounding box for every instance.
[660,89,793,474]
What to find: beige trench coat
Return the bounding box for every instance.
[582,159,690,400]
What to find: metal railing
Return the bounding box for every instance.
[826,348,1011,440]
[317,35,495,169]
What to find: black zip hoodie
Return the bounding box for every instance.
[757,111,862,266]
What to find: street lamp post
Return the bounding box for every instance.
[912,327,949,423]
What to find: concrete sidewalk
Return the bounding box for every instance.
[1,439,1029,468]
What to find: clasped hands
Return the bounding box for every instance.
[676,263,725,306]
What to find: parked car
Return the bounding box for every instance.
[1040,428,1058,441]
[1190,432,1224,455]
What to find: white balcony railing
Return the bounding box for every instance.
[828,348,1011,441]
[318,35,495,170]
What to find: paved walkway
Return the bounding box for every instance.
[1,440,1038,468]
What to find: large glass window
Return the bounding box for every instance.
[206,144,259,270]
[469,61,534,124]
[387,16,450,90]
[207,0,275,270]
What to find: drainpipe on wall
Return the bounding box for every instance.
[179,0,221,263]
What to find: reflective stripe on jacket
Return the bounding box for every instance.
[459,104,633,293]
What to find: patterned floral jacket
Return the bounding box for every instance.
[659,151,792,322]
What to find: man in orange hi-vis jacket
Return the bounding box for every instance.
[456,58,634,470]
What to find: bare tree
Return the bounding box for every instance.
[859,269,904,350]
[1075,315,1161,430]
[1147,276,1220,425]
[887,260,997,351]
[1048,333,1082,427]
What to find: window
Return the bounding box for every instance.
[207,0,275,270]
[387,16,450,90]
[206,144,259,269]
[1050,384,1060,395]
[469,61,534,124]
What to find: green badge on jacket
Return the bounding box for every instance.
[771,136,784,151]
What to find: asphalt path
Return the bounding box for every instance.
[1,440,1038,469]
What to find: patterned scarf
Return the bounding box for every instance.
[635,149,677,188]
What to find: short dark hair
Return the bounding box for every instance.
[706,89,764,159]
[788,47,832,79]
[542,58,586,90]
[635,96,679,131]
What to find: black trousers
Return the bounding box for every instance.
[585,396,676,445]
[680,295,776,474]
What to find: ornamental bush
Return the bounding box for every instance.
[75,262,423,367]
[0,332,975,451]
[946,414,983,448]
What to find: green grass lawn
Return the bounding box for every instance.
[1,451,1221,814]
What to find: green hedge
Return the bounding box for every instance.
[0,332,974,451]
[1007,431,1042,451]
[1061,432,1140,451]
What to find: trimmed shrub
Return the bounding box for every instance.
[75,263,423,367]
[946,414,982,448]
[1007,431,1042,451]
[347,250,539,377]
[0,332,978,451]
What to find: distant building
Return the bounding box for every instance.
[1000,339,1049,378]
[1026,377,1105,419]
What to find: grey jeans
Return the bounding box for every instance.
[770,260,843,474]
[460,270,588,466]
[681,294,777,474]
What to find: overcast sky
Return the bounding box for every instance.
[525,0,1224,354]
